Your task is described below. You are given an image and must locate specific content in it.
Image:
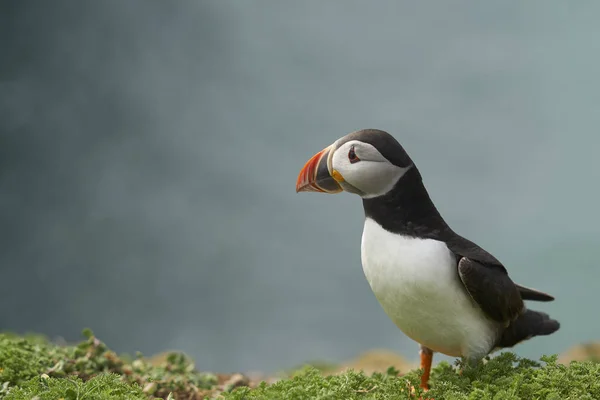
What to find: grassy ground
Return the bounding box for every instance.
[0,329,599,399]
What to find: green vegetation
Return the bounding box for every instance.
[0,329,219,399]
[226,354,600,399]
[5,374,145,400]
[0,329,599,399]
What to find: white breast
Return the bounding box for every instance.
[360,218,499,358]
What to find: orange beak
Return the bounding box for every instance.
[295,145,343,194]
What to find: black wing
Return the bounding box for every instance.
[444,232,555,302]
[457,257,524,323]
[444,233,524,323]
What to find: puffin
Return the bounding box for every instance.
[295,129,559,391]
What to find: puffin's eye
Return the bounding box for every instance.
[348,146,360,164]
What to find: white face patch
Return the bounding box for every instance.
[331,140,411,198]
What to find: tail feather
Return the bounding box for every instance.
[516,284,555,302]
[497,309,560,348]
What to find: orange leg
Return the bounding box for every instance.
[419,346,433,391]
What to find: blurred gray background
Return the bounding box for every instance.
[1,0,598,373]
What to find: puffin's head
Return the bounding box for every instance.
[296,129,414,198]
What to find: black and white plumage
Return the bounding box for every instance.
[295,129,559,391]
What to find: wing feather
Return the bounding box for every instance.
[457,257,524,323]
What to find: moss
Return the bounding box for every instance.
[4,374,145,400]
[1,330,599,399]
[0,329,219,399]
[0,333,67,388]
[224,353,600,400]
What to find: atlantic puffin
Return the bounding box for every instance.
[295,129,559,391]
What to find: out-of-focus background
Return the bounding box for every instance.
[1,0,598,374]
